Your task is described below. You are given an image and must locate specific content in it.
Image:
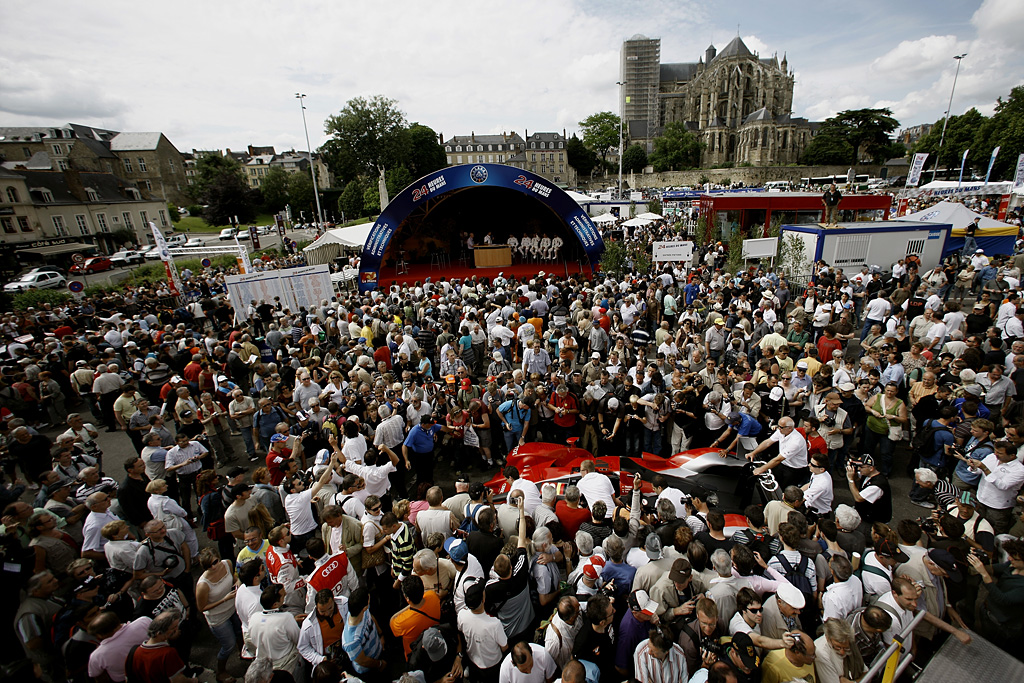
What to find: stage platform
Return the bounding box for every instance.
[376,261,591,287]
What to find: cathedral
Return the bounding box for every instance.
[622,35,819,167]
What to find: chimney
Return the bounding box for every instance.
[471,131,475,143]
[525,128,529,140]
[562,128,566,139]
[438,132,443,145]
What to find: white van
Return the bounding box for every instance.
[764,181,793,192]
[165,233,187,246]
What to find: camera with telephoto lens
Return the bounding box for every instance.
[822,415,837,428]
[701,639,724,658]
[916,516,938,536]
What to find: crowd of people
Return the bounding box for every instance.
[2,200,1024,683]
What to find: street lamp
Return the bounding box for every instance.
[295,93,326,229]
[617,80,626,199]
[930,53,967,183]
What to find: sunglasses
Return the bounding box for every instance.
[746,606,763,613]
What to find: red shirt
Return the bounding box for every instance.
[266,446,292,485]
[127,642,185,683]
[797,428,828,458]
[555,500,593,538]
[816,335,843,362]
[373,345,392,370]
[182,361,202,384]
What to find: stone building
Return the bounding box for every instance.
[622,36,819,167]
[442,131,576,186]
[109,132,190,206]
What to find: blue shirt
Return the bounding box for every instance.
[499,399,531,433]
[601,560,636,601]
[922,419,955,467]
[342,609,382,674]
[732,412,762,438]
[403,423,441,453]
[684,283,701,305]
[953,436,994,485]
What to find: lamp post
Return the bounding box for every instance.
[295,93,326,229]
[930,54,967,183]
[617,80,626,199]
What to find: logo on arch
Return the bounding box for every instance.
[469,165,488,184]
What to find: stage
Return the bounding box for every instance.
[375,260,592,287]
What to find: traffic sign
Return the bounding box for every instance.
[67,280,84,293]
[201,258,211,267]
[72,253,84,264]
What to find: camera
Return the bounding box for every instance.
[916,516,938,536]
[702,640,724,658]
[822,415,836,428]
[162,556,180,570]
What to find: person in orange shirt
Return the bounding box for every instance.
[390,575,441,659]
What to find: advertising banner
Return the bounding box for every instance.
[958,149,970,188]
[224,264,332,323]
[985,146,1001,185]
[148,221,182,295]
[358,164,604,292]
[651,241,694,262]
[1012,153,1024,193]
[907,153,929,187]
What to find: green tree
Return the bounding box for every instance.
[406,123,447,178]
[806,108,899,165]
[579,111,622,164]
[566,135,599,178]
[338,179,364,221]
[323,96,409,177]
[977,86,1024,179]
[800,132,855,165]
[362,184,381,216]
[190,154,256,225]
[287,172,315,217]
[319,137,364,187]
[622,144,648,173]
[649,121,703,171]
[167,204,180,222]
[385,166,414,198]
[260,167,291,212]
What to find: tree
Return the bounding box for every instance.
[385,166,414,198]
[323,96,409,177]
[800,132,854,165]
[566,135,599,178]
[579,111,622,164]
[338,179,364,220]
[807,108,899,165]
[362,184,381,216]
[260,167,291,212]
[287,172,315,217]
[406,123,447,178]
[649,122,703,171]
[622,144,648,173]
[166,204,180,222]
[319,137,364,187]
[914,108,985,175]
[190,154,256,225]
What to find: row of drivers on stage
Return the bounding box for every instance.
[466,233,564,259]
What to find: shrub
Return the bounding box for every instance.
[10,289,72,310]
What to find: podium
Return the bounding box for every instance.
[473,245,512,268]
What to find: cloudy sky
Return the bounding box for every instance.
[1,0,1021,154]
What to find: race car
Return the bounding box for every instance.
[484,441,782,513]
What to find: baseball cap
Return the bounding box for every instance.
[645,534,663,560]
[976,248,984,253]
[714,318,725,325]
[270,433,288,443]
[76,360,88,367]
[927,548,963,582]
[421,627,448,662]
[668,558,692,583]
[592,352,601,359]
[875,538,910,563]
[769,387,784,401]
[776,582,806,609]
[228,483,252,498]
[628,589,660,616]
[730,632,761,670]
[850,454,875,468]
[460,378,472,390]
[464,580,485,610]
[469,481,486,499]
[796,361,808,369]
[607,397,620,410]
[958,490,976,507]
[838,382,856,392]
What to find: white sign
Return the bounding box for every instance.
[223,264,333,323]
[652,241,694,262]
[907,153,929,187]
[1012,153,1024,192]
[742,237,779,259]
[630,191,643,202]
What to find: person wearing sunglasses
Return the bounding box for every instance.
[729,586,797,653]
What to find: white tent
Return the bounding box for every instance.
[898,201,1011,230]
[303,222,375,265]
[591,213,619,224]
[564,190,594,206]
[622,216,653,227]
[637,212,663,220]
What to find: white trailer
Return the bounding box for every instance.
[779,220,951,275]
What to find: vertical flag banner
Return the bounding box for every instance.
[984,146,1000,185]
[958,149,970,188]
[1012,153,1024,193]
[149,221,182,296]
[907,153,929,187]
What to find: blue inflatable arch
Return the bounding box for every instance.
[358,163,604,292]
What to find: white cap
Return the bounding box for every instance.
[776,583,806,609]
[769,387,784,401]
[607,397,620,410]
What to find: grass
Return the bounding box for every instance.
[173,213,276,233]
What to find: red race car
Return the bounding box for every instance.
[484,442,781,513]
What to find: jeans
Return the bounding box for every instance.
[962,236,977,258]
[240,428,255,457]
[643,428,662,455]
[209,614,241,661]
[863,428,896,476]
[624,430,642,457]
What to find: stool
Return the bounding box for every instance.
[396,251,409,275]
[457,249,468,267]
[430,252,443,270]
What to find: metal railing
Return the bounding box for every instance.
[860,609,927,683]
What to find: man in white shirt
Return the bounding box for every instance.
[341,436,398,500]
[236,559,266,658]
[504,466,542,517]
[499,641,557,683]
[575,460,619,518]
[459,580,509,679]
[748,417,809,490]
[283,452,339,549]
[801,455,833,515]
[249,584,303,680]
[972,440,1024,533]
[821,555,862,621]
[82,491,121,562]
[860,538,908,600]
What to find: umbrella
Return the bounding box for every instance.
[622,217,653,227]
[637,212,664,220]
[591,213,619,224]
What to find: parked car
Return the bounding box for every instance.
[69,256,113,274]
[218,228,238,240]
[109,250,145,267]
[141,245,164,260]
[19,265,67,278]
[165,233,188,246]
[185,237,204,247]
[4,270,67,292]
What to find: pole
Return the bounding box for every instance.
[930,54,966,183]
[617,80,626,200]
[296,93,326,230]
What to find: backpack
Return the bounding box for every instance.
[458,503,484,534]
[0,386,26,413]
[199,490,227,540]
[911,419,949,465]
[774,553,814,597]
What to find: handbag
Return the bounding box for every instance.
[881,395,902,441]
[362,520,387,569]
[464,424,479,448]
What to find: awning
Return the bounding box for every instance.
[20,242,97,256]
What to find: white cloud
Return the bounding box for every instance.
[869,35,966,81]
[971,0,1024,47]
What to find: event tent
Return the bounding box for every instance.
[637,212,663,220]
[622,216,653,227]
[303,222,374,265]
[591,213,619,224]
[897,201,1017,257]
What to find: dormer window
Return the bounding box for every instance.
[86,188,99,202]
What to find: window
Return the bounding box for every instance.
[5,187,18,203]
[57,159,69,171]
[531,142,536,149]
[52,144,63,155]
[558,153,564,161]
[75,214,89,235]
[123,157,133,173]
[1,217,13,234]
[445,146,452,152]
[96,213,108,232]
[456,146,462,152]
[446,156,452,164]
[456,155,463,164]
[832,234,870,267]
[137,157,147,172]
[498,145,503,151]
[18,216,30,232]
[559,142,564,149]
[126,188,141,200]
[86,188,99,201]
[906,238,926,257]
[142,180,152,191]
[488,155,493,163]
[52,215,69,236]
[140,210,149,227]
[477,155,484,163]
[168,158,175,173]
[159,209,168,227]
[477,145,483,152]
[39,189,54,203]
[22,147,31,158]
[559,164,564,173]
[540,142,546,149]
[531,154,536,162]
[488,145,493,151]
[122,212,134,231]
